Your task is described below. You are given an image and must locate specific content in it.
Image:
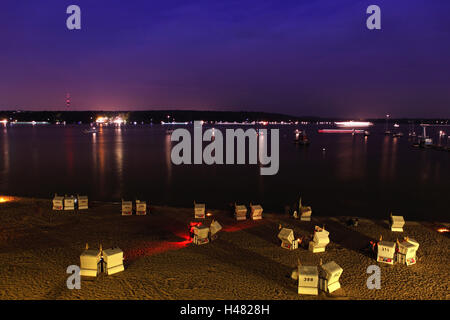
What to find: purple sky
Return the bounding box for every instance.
[0,0,449,117]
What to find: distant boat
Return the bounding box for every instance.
[83,127,98,134]
[294,130,310,145]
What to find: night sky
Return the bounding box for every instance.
[1,0,449,117]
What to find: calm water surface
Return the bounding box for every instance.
[0,124,448,220]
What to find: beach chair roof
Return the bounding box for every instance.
[278,228,295,243]
[320,261,343,277]
[298,265,318,277]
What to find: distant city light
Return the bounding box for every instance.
[113,117,125,125]
[96,116,108,124]
[335,121,373,128]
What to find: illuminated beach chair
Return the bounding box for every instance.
[298,264,319,295]
[80,244,101,277]
[299,197,312,221]
[234,203,247,221]
[308,225,330,253]
[192,225,210,245]
[250,203,263,220]
[319,260,343,293]
[102,247,125,275]
[194,201,206,219]
[77,195,88,210]
[396,237,419,266]
[210,220,222,241]
[121,200,133,215]
[390,213,405,232]
[278,227,299,250]
[52,194,64,210]
[376,236,396,265]
[64,195,75,211]
[136,200,147,215]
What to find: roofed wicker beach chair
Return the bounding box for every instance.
[234,202,247,221]
[77,195,88,210]
[390,212,405,232]
[136,200,147,215]
[299,197,312,221]
[250,203,263,220]
[194,201,206,219]
[121,199,133,216]
[52,194,64,210]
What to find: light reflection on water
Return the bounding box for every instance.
[0,124,448,220]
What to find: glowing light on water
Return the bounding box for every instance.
[437,227,449,233]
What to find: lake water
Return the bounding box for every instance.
[0,123,449,220]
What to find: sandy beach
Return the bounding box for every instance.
[0,197,448,300]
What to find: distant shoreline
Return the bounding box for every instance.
[0,110,449,125]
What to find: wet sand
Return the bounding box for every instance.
[0,198,448,300]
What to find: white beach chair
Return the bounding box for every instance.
[77,195,88,210]
[194,201,206,219]
[278,227,299,250]
[136,200,147,215]
[52,194,64,210]
[64,195,75,211]
[390,213,405,232]
[396,237,419,266]
[192,225,210,245]
[298,265,319,295]
[234,203,247,221]
[319,260,343,293]
[122,200,133,216]
[250,203,263,220]
[308,226,330,253]
[210,220,222,241]
[299,197,312,221]
[377,240,396,265]
[80,244,101,277]
[102,247,124,275]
